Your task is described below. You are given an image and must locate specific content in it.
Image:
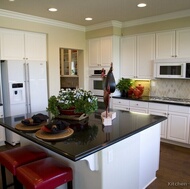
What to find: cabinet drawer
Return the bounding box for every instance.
[112,99,130,106]
[168,105,190,113]
[129,100,148,108]
[149,102,168,111]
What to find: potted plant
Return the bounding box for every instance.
[116,78,134,97]
[47,88,98,117]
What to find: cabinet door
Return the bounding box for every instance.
[176,28,190,58]
[155,31,175,59]
[120,36,136,78]
[88,38,100,67]
[101,37,112,67]
[0,29,25,60]
[149,109,167,138]
[167,112,189,144]
[112,99,130,111]
[25,33,47,61]
[136,33,155,79]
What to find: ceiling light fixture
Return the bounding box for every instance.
[48,8,58,12]
[9,0,15,1]
[85,17,93,21]
[137,3,147,8]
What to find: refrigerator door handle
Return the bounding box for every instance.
[24,63,31,114]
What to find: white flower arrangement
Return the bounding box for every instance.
[47,88,98,116]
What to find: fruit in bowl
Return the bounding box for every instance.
[133,84,144,98]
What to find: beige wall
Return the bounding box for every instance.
[0,16,86,97]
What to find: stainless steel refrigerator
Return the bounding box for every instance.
[1,60,48,145]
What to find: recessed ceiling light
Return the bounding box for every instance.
[85,17,93,21]
[137,3,147,8]
[48,8,58,12]
[9,0,15,1]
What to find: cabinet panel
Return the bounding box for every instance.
[156,28,190,59]
[25,32,47,61]
[120,36,136,78]
[167,113,189,143]
[136,34,155,79]
[176,28,190,58]
[0,29,25,60]
[0,29,46,61]
[101,37,112,66]
[88,36,113,67]
[156,31,175,59]
[120,33,155,79]
[88,38,100,67]
[129,101,148,109]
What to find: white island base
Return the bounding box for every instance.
[21,123,161,189]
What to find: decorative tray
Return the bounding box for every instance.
[35,128,74,141]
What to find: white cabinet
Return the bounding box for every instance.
[112,98,130,111]
[120,33,155,79]
[120,36,136,78]
[0,29,25,60]
[149,103,168,139]
[0,106,5,146]
[112,99,148,113]
[0,28,47,61]
[129,100,149,113]
[24,32,47,61]
[167,105,190,144]
[88,36,113,67]
[156,28,190,59]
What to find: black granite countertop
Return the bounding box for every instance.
[113,96,190,107]
[0,109,166,161]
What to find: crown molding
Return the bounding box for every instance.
[0,8,190,32]
[123,9,190,28]
[86,20,122,31]
[0,9,85,32]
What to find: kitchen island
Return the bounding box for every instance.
[0,109,166,189]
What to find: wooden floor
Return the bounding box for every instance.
[147,142,190,189]
[0,142,190,189]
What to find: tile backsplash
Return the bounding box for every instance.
[150,79,190,99]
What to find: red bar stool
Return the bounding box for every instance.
[0,145,48,189]
[16,157,73,189]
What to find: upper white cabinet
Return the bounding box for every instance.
[0,29,25,60]
[24,32,47,61]
[120,36,136,78]
[0,28,47,61]
[88,36,113,67]
[120,33,155,79]
[156,28,190,59]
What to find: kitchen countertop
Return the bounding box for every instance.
[0,109,166,161]
[112,95,190,106]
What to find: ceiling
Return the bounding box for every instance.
[1,0,190,26]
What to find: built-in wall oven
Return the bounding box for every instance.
[89,69,106,96]
[89,69,106,109]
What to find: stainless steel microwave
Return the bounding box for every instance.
[154,62,190,79]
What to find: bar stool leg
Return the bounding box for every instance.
[1,165,7,189]
[13,175,23,189]
[67,180,73,189]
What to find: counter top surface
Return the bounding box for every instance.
[0,109,166,161]
[113,96,190,106]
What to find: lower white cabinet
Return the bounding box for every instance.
[112,98,190,145]
[129,100,148,113]
[167,105,190,144]
[112,99,130,111]
[149,103,168,139]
